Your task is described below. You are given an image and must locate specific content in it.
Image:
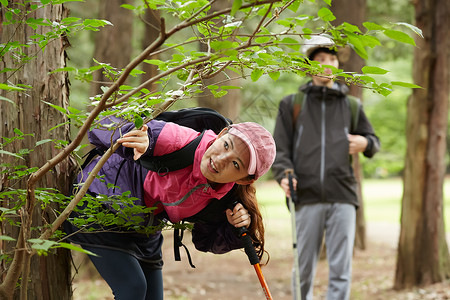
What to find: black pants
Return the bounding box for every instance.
[84,246,164,300]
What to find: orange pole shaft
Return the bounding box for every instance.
[253,263,274,300]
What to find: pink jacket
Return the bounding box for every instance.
[143,122,234,223]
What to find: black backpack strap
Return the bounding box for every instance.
[136,131,205,174]
[291,91,306,131]
[174,224,196,268]
[80,147,105,170]
[346,95,361,132]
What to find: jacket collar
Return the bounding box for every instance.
[299,80,349,96]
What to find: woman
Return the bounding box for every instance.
[65,115,276,300]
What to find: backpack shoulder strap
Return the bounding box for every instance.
[346,95,361,132]
[137,131,205,173]
[291,90,306,129]
[137,107,231,173]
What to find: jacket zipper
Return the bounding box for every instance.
[160,183,210,207]
[320,87,327,201]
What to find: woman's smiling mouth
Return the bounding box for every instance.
[210,158,218,173]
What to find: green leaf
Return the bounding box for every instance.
[143,59,165,66]
[342,22,361,33]
[281,37,300,51]
[210,40,234,50]
[42,101,67,115]
[0,150,24,160]
[322,0,332,6]
[83,19,112,28]
[0,0,8,7]
[288,0,300,12]
[384,29,416,46]
[276,19,294,28]
[26,18,51,30]
[210,90,228,98]
[61,17,81,25]
[36,139,52,146]
[302,28,313,35]
[28,239,58,251]
[13,128,23,136]
[269,71,280,81]
[0,83,25,91]
[134,115,143,129]
[58,242,99,256]
[317,7,335,22]
[362,66,389,75]
[255,36,271,44]
[391,81,422,89]
[121,4,135,10]
[231,0,242,16]
[358,35,381,48]
[395,22,423,38]
[347,34,368,60]
[51,0,85,3]
[0,235,16,241]
[251,69,264,82]
[4,10,12,21]
[363,22,385,31]
[0,95,16,106]
[49,67,76,74]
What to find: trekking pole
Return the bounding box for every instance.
[285,169,301,300]
[230,201,274,300]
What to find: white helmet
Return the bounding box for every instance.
[301,35,336,59]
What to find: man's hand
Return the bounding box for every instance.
[117,124,149,160]
[348,134,368,155]
[280,177,297,198]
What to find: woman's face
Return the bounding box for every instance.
[201,130,252,184]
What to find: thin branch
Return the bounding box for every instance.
[262,0,296,28]
[246,2,273,47]
[165,0,282,37]
[105,55,211,108]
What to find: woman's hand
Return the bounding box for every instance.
[226,202,251,228]
[117,124,149,160]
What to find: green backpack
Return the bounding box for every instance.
[291,91,361,132]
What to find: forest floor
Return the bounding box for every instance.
[72,182,450,300]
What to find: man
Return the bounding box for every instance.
[272,35,380,300]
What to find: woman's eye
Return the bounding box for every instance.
[233,161,239,169]
[224,141,229,150]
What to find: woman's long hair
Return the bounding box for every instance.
[236,183,269,265]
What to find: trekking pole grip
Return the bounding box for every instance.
[285,169,298,203]
[229,201,260,266]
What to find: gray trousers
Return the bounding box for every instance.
[292,203,356,300]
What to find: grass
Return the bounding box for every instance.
[256,177,450,232]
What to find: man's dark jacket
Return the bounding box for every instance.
[272,81,380,207]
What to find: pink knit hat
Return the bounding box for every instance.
[228,122,276,180]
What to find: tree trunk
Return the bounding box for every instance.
[89,0,134,97]
[394,0,450,289]
[331,0,367,250]
[141,9,160,91]
[197,0,241,120]
[0,2,73,299]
